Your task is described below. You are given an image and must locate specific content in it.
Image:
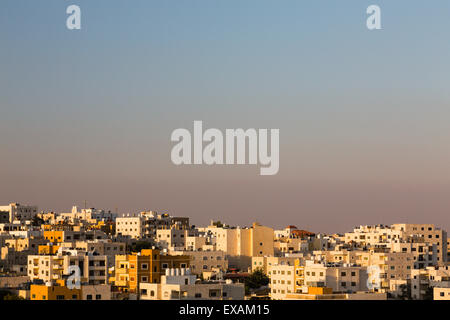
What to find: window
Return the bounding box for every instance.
[96,294,101,300]
[195,293,202,298]
[141,263,148,270]
[86,295,93,300]
[209,290,219,297]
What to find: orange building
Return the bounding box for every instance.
[43,230,64,243]
[38,244,60,255]
[30,280,81,300]
[113,249,190,293]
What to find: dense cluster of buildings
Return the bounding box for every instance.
[0,202,449,300]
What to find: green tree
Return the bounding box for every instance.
[245,268,269,295]
[3,293,24,300]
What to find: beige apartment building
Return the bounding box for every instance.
[140,268,244,300]
[411,266,450,300]
[312,250,359,265]
[185,235,212,251]
[252,256,299,274]
[434,287,450,300]
[188,250,227,275]
[204,222,274,271]
[344,225,403,246]
[392,224,447,265]
[301,261,369,293]
[389,241,438,269]
[115,212,190,239]
[57,206,117,223]
[355,250,415,292]
[268,264,295,299]
[4,237,48,252]
[59,240,125,267]
[44,228,108,243]
[274,238,309,254]
[169,250,228,275]
[28,249,108,285]
[1,237,49,273]
[116,216,145,239]
[0,203,38,223]
[1,247,31,274]
[156,226,191,251]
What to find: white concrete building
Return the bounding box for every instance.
[139,268,244,300]
[0,203,38,223]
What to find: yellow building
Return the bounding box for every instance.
[294,259,305,293]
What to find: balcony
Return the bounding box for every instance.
[115,280,129,287]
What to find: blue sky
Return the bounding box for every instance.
[1,1,450,232]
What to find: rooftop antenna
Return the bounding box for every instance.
[84,200,87,209]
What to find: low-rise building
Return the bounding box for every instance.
[139,268,244,300]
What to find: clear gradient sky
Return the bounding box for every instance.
[1,1,450,233]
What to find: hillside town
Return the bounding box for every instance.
[0,202,449,300]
